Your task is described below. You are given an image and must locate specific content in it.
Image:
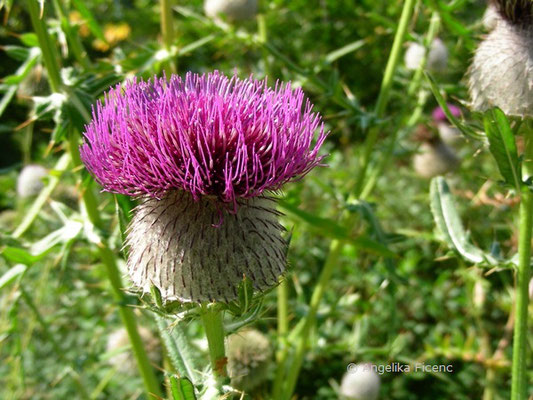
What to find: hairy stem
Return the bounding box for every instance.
[201,305,228,379]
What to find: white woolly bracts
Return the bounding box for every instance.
[126,190,287,304]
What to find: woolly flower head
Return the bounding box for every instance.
[17,164,48,198]
[227,329,272,392]
[204,0,257,22]
[80,71,327,303]
[106,327,160,374]
[340,363,381,400]
[468,0,533,117]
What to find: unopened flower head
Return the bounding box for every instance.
[404,38,449,73]
[468,0,533,117]
[106,327,160,374]
[227,329,273,392]
[341,363,380,400]
[17,164,48,198]
[204,0,258,22]
[80,71,327,303]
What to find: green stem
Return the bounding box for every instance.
[51,0,91,69]
[277,279,289,339]
[201,305,227,379]
[26,0,62,92]
[278,240,343,400]
[66,133,163,399]
[353,0,416,198]
[160,0,176,74]
[511,130,533,400]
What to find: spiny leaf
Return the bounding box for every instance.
[483,108,521,191]
[430,177,499,265]
[169,376,196,400]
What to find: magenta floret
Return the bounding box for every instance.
[80,71,327,205]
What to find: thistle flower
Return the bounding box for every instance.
[340,363,380,400]
[80,71,326,303]
[17,164,48,198]
[106,327,160,374]
[204,0,258,22]
[468,0,533,117]
[227,329,272,392]
[404,38,449,73]
[412,126,459,178]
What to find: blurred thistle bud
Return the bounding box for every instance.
[106,327,161,374]
[227,329,273,392]
[340,363,381,400]
[404,38,449,73]
[483,4,501,31]
[16,65,49,99]
[473,280,486,310]
[204,0,258,22]
[529,278,533,300]
[412,126,460,178]
[432,105,463,146]
[17,164,48,198]
[468,0,533,118]
[80,71,327,304]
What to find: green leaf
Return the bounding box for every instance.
[1,247,39,265]
[0,264,27,290]
[430,177,498,265]
[70,0,106,42]
[425,73,483,140]
[279,199,395,257]
[170,377,196,400]
[155,316,199,385]
[324,39,366,64]
[483,108,521,190]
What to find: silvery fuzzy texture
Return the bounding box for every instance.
[227,329,273,392]
[126,190,287,303]
[17,165,48,198]
[468,20,533,117]
[106,327,160,374]
[204,0,258,21]
[437,123,462,146]
[404,39,449,72]
[340,363,380,400]
[413,142,459,179]
[483,5,501,31]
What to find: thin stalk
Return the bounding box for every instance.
[201,305,227,379]
[276,279,289,365]
[353,0,416,197]
[274,2,417,398]
[511,129,533,400]
[51,0,91,69]
[25,0,62,92]
[277,240,343,399]
[66,133,163,398]
[160,0,176,74]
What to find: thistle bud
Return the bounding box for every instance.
[432,105,463,146]
[412,126,460,178]
[204,0,258,22]
[17,165,48,198]
[227,329,273,392]
[468,0,533,117]
[404,38,449,73]
[106,327,161,374]
[340,363,380,400]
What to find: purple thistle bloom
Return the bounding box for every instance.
[432,104,461,123]
[80,71,327,303]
